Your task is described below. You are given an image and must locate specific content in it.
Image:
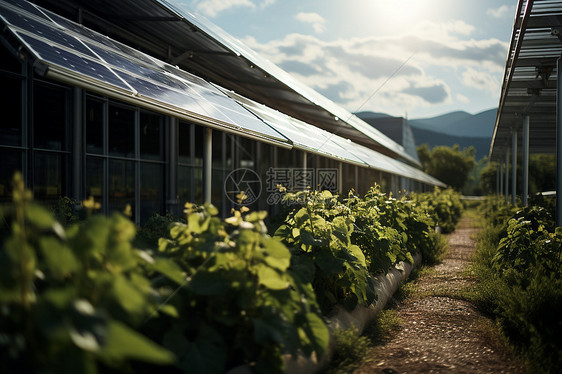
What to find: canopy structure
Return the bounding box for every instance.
[490,0,562,159]
[0,0,444,188]
[31,0,420,166]
[489,0,562,223]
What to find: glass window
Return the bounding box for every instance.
[108,104,134,158]
[178,121,191,164]
[34,152,63,202]
[85,157,103,202]
[212,130,223,168]
[108,159,134,214]
[0,149,22,202]
[0,75,22,146]
[33,82,67,151]
[212,169,224,214]
[0,45,22,73]
[194,125,204,166]
[237,137,255,169]
[140,163,163,223]
[178,165,193,205]
[193,167,203,204]
[86,98,104,154]
[140,112,163,161]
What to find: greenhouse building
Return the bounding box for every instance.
[0,0,444,224]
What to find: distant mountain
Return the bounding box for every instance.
[410,127,491,160]
[355,111,393,119]
[356,108,497,160]
[409,109,496,138]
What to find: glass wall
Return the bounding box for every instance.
[84,95,165,224]
[178,121,203,206]
[0,47,23,202]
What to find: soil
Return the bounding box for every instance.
[354,217,525,374]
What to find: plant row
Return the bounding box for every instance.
[473,195,561,373]
[0,175,461,374]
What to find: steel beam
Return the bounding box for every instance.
[523,116,530,206]
[512,130,518,205]
[204,127,212,204]
[556,57,562,227]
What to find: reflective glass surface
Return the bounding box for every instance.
[33,82,67,151]
[140,112,163,161]
[33,152,63,201]
[0,74,22,146]
[85,97,104,154]
[108,159,134,214]
[140,163,163,223]
[108,104,134,158]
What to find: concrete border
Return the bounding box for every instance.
[284,252,422,374]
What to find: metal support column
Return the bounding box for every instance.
[72,87,82,202]
[512,130,517,205]
[496,165,500,195]
[499,162,503,197]
[354,166,359,195]
[166,117,179,215]
[522,116,530,207]
[556,57,562,227]
[338,162,343,194]
[505,149,509,203]
[203,127,212,204]
[302,151,307,191]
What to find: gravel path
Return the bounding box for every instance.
[354,217,525,374]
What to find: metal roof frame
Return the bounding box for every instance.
[490,0,562,160]
[31,0,420,166]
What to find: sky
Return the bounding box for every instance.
[174,0,516,119]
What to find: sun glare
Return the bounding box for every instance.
[373,0,428,25]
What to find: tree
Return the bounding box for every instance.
[417,144,476,191]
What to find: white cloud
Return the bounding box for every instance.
[192,0,270,17]
[461,67,501,94]
[295,12,326,34]
[195,0,254,17]
[487,5,512,19]
[456,93,470,104]
[242,19,507,115]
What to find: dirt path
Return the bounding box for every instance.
[354,217,524,374]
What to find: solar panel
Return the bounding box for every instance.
[0,6,95,58]
[0,0,289,145]
[17,32,130,90]
[1,0,49,21]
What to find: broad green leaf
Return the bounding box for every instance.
[263,238,291,271]
[112,275,147,317]
[25,203,55,230]
[305,312,329,356]
[257,264,289,290]
[347,245,366,268]
[39,237,80,277]
[99,320,176,365]
[152,258,185,285]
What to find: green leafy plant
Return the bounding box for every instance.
[0,173,176,374]
[275,190,376,313]
[151,203,329,374]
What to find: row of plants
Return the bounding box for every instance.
[472,195,561,373]
[0,174,461,374]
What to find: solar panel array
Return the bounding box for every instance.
[0,0,286,144]
[0,0,444,186]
